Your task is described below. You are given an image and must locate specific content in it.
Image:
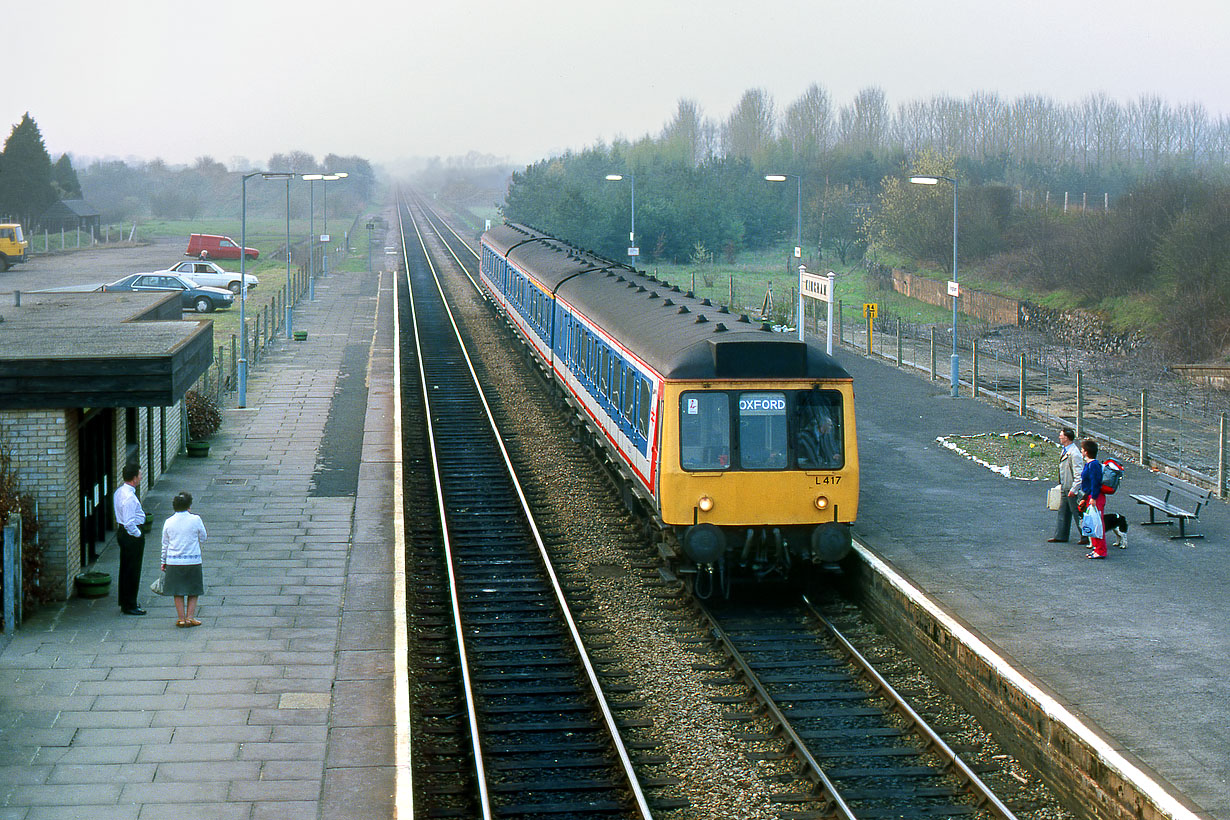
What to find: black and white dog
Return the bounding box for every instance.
[1103,512,1129,548]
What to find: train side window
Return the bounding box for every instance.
[738,392,788,470]
[680,392,730,470]
[622,368,636,422]
[638,379,651,439]
[794,390,844,470]
[599,347,609,396]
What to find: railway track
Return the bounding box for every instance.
[697,594,1022,819]
[396,196,656,818]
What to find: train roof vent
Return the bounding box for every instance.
[761,322,774,331]
[671,285,681,293]
[605,270,615,277]
[663,298,674,306]
[649,291,660,299]
[714,323,728,332]
[616,275,625,282]
[737,314,752,323]
[718,305,730,314]
[687,291,695,298]
[695,314,708,324]
[637,285,647,292]
[647,275,658,282]
[678,305,691,314]
[701,298,712,306]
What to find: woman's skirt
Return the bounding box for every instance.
[163,563,204,597]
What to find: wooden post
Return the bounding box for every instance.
[1219,413,1226,499]
[1019,354,1027,416]
[972,339,979,399]
[930,328,936,380]
[1076,370,1084,440]
[1139,388,1147,467]
[895,318,902,366]
[837,300,843,345]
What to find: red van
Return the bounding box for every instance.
[185,233,259,260]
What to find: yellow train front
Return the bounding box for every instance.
[657,359,858,597]
[480,223,857,598]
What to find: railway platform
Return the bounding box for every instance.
[0,263,399,819]
[842,348,1229,819]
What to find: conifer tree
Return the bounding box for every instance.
[0,113,56,226]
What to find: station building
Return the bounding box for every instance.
[0,291,212,599]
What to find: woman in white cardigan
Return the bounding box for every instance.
[161,491,207,628]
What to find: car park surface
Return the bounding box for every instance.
[101,272,235,312]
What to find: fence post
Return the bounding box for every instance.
[971,339,979,399]
[1019,353,1027,417]
[895,318,902,366]
[230,334,238,390]
[1219,413,1226,498]
[929,328,936,380]
[837,300,843,345]
[1076,370,1084,440]
[1139,389,1148,467]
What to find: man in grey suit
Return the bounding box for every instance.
[1048,428,1087,544]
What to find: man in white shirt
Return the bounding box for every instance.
[112,463,147,615]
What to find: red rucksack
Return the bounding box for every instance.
[1101,458,1124,495]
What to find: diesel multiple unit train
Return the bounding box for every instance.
[479,222,858,596]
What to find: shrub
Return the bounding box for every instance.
[185,389,221,440]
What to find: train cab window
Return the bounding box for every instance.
[680,392,731,470]
[794,390,843,470]
[738,392,788,470]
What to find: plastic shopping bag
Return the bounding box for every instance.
[1080,504,1104,539]
[1046,484,1062,511]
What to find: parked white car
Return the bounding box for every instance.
[160,260,258,294]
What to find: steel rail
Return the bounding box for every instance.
[397,198,493,818]
[801,595,1020,820]
[695,599,860,820]
[404,196,654,819]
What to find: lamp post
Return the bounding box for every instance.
[239,171,295,408]
[284,176,294,340]
[910,174,960,397]
[302,174,321,299]
[366,220,374,274]
[319,173,346,282]
[765,174,803,339]
[604,173,637,264]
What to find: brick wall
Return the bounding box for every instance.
[0,399,185,602]
[0,409,78,598]
[890,269,1022,326]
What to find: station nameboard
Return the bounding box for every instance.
[800,269,832,303]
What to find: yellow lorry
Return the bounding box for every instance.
[0,224,28,271]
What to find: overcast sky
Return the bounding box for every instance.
[9,0,1229,171]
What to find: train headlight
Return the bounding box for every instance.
[698,495,714,512]
[814,495,830,511]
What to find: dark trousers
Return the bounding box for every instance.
[116,529,145,609]
[1054,493,1081,541]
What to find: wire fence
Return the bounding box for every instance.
[815,299,1230,496]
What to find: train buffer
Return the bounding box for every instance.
[1129,473,1214,539]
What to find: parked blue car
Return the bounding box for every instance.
[101,273,235,313]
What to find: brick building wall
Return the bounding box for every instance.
[0,399,184,601]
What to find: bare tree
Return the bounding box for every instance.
[721,88,777,160]
[839,87,890,152]
[781,84,834,162]
[661,98,705,166]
